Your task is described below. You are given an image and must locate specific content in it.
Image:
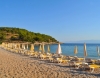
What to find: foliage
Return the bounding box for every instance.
[10,36,18,40]
[0,32,6,41]
[0,27,58,43]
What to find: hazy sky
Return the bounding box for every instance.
[0,0,100,42]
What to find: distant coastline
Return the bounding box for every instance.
[62,43,100,46]
[65,40,100,44]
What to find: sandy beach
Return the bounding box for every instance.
[0,48,100,78]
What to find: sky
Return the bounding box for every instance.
[0,0,100,42]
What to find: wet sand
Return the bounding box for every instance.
[0,48,99,78]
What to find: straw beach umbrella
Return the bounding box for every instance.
[28,44,34,55]
[22,44,25,50]
[27,44,28,50]
[16,43,19,49]
[18,43,21,49]
[12,43,14,49]
[6,43,8,48]
[42,43,45,54]
[16,43,20,53]
[97,46,100,59]
[17,43,21,50]
[30,44,34,51]
[39,44,42,52]
[74,46,78,56]
[14,44,17,49]
[84,43,87,62]
[1,43,4,48]
[18,43,21,53]
[56,43,62,54]
[47,44,50,53]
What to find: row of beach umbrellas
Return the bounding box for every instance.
[1,42,100,60]
[28,44,51,53]
[73,43,87,57]
[75,43,100,60]
[1,43,51,54]
[58,43,100,62]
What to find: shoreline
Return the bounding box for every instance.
[0,43,99,59]
[0,47,99,78]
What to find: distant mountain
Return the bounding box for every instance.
[66,40,100,43]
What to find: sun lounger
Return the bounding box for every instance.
[89,64,100,73]
[68,61,82,68]
[85,58,93,64]
[62,59,69,64]
[95,59,100,65]
[78,63,100,73]
[78,58,84,62]
[39,54,47,59]
[70,56,79,62]
[49,57,54,62]
[56,58,62,63]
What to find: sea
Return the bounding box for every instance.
[33,43,100,59]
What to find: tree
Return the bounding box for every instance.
[0,27,58,42]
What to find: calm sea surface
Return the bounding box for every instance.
[32,43,100,59]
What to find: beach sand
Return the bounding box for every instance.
[0,48,99,78]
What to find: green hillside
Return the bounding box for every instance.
[0,27,58,43]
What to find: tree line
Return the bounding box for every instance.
[0,27,58,43]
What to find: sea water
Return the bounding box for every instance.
[32,43,100,59]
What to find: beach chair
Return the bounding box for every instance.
[68,61,81,68]
[79,63,89,71]
[28,51,34,56]
[39,54,47,59]
[78,63,100,73]
[95,59,100,65]
[54,57,69,64]
[85,58,93,64]
[61,59,69,64]
[89,64,100,73]
[49,57,54,62]
[22,50,28,55]
[70,56,79,62]
[66,56,72,60]
[78,58,84,62]
[37,52,42,58]
[33,52,39,58]
[56,58,62,63]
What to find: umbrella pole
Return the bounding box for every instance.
[84,56,86,63]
